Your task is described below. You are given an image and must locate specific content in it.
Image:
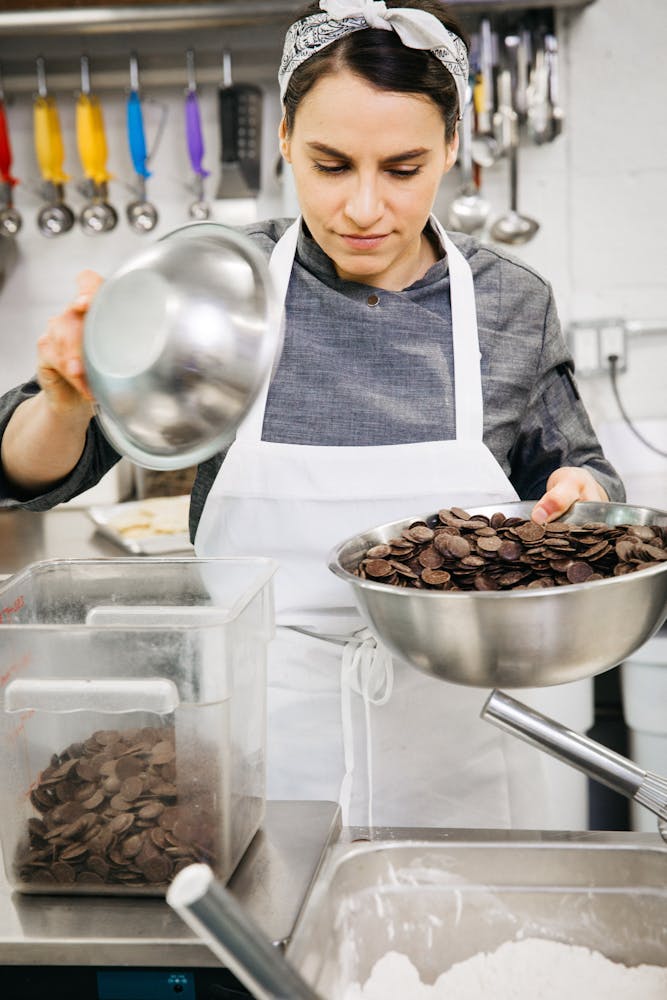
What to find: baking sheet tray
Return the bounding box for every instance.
[88,495,193,555]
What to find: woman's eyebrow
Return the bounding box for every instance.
[306,141,431,163]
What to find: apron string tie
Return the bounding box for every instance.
[339,628,394,828]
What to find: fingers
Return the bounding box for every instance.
[531,480,577,525]
[36,272,104,409]
[72,270,104,313]
[38,311,93,405]
[532,467,608,524]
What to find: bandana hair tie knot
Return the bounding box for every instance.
[279,0,469,119]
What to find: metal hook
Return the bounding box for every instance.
[35,56,48,98]
[80,54,91,96]
[129,51,140,94]
[222,50,232,88]
[186,48,197,94]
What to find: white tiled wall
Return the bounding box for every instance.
[0,0,665,500]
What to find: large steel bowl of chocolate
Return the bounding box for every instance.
[328,502,667,688]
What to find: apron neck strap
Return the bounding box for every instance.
[428,214,484,442]
[237,218,301,442]
[238,214,484,443]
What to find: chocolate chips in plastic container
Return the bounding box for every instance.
[355,507,667,592]
[16,726,216,893]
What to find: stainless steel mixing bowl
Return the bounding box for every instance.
[328,502,667,688]
[83,222,280,470]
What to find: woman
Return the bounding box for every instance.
[0,0,623,828]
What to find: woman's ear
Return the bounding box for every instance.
[278,116,291,162]
[443,129,459,173]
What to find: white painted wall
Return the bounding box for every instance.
[0,0,665,501]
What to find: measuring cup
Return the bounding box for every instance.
[125,53,159,233]
[76,56,117,234]
[185,50,210,221]
[33,59,74,237]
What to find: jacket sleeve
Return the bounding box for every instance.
[0,379,121,510]
[508,290,626,503]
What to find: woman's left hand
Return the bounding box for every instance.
[531,467,608,524]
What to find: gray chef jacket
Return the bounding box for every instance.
[0,220,625,536]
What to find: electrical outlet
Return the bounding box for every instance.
[567,320,628,377]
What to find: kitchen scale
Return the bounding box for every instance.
[0,801,341,1000]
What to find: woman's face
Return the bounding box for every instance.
[280,69,458,290]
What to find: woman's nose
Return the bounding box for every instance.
[344,176,384,228]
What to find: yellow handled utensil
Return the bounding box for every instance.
[76,92,112,186]
[33,57,74,236]
[76,55,117,234]
[34,95,68,185]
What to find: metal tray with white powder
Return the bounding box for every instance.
[88,495,193,555]
[287,834,667,996]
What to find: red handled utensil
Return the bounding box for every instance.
[0,66,22,237]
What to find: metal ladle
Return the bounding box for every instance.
[483,690,667,840]
[167,863,323,1000]
[490,70,539,245]
[448,96,490,235]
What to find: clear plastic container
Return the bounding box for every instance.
[0,556,276,895]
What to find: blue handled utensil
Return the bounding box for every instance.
[125,53,160,232]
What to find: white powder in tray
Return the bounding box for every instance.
[343,938,667,999]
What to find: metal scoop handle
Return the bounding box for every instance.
[482,689,645,799]
[168,863,323,1000]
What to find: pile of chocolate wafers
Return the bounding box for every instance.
[354,507,667,592]
[16,726,215,891]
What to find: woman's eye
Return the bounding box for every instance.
[313,162,348,174]
[312,164,422,178]
[388,167,422,179]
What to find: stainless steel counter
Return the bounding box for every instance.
[0,800,341,966]
[0,507,125,575]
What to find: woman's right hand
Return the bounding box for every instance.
[37,269,103,415]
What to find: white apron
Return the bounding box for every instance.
[196,216,584,829]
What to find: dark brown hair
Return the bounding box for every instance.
[283,0,469,142]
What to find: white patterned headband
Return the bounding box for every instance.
[279,0,469,119]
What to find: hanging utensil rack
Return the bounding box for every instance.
[0,0,597,36]
[0,1,594,95]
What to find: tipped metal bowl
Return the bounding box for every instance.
[84,222,280,470]
[328,502,667,688]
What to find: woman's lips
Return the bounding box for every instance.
[340,233,390,251]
